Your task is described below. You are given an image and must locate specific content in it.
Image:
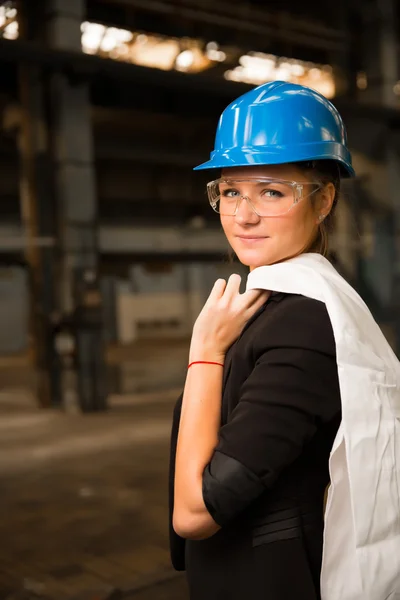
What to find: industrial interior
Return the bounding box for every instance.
[0,0,399,598]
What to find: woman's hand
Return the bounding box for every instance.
[190,274,270,362]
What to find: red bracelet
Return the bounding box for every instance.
[188,360,224,369]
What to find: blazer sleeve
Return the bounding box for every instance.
[202,296,340,528]
[168,393,186,570]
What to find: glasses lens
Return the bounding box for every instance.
[208,180,298,216]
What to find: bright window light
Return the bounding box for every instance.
[175,48,211,72]
[206,41,226,62]
[130,36,180,71]
[0,7,337,98]
[100,31,118,53]
[291,63,305,77]
[0,3,18,40]
[207,49,226,62]
[176,50,195,70]
[108,27,134,44]
[81,22,106,54]
[3,19,18,40]
[225,52,336,98]
[357,72,368,90]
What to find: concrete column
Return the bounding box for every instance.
[361,0,399,107]
[45,0,107,410]
[378,0,400,351]
[355,0,400,350]
[15,0,61,407]
[386,130,400,351]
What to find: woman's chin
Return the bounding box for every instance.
[235,249,276,268]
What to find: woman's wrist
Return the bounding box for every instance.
[188,360,224,369]
[189,342,225,365]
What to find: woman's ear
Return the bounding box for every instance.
[316,182,335,221]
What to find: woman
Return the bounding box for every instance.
[168,82,400,600]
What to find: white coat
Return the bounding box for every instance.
[246,253,400,600]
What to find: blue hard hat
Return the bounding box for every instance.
[194,81,354,177]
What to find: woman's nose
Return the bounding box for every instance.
[234,196,260,224]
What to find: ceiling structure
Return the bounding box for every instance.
[0,0,359,98]
[0,0,398,230]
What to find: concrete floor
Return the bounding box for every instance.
[126,574,188,599]
[0,386,189,600]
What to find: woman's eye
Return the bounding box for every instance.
[262,189,283,199]
[221,189,240,198]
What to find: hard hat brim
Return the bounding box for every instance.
[194,143,355,177]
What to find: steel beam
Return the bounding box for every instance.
[3,37,400,124]
[94,0,347,52]
[0,37,251,98]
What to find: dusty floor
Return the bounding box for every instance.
[0,387,188,600]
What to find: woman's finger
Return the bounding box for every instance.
[223,274,242,299]
[242,292,270,318]
[241,288,271,308]
[253,290,271,310]
[206,278,227,303]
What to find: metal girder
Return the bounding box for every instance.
[2,38,400,124]
[0,37,250,97]
[94,0,347,52]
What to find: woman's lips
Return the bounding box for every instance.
[236,235,268,244]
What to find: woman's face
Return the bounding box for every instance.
[218,164,333,269]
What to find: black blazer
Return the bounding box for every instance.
[169,292,341,600]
